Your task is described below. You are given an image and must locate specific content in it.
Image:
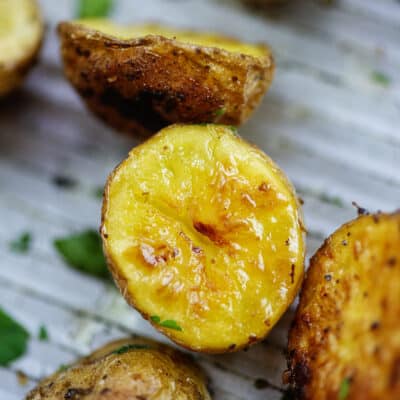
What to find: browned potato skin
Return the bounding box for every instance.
[0,0,43,97]
[286,212,400,400]
[26,338,211,400]
[57,22,274,137]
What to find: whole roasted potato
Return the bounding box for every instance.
[27,337,211,399]
[101,124,305,353]
[57,20,274,137]
[286,212,400,399]
[0,0,43,97]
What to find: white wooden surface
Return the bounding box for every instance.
[0,0,399,398]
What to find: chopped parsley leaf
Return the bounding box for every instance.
[371,70,390,87]
[54,230,109,279]
[214,107,226,117]
[77,0,114,18]
[151,316,182,331]
[38,325,49,341]
[0,307,29,366]
[112,344,150,355]
[339,377,351,400]
[10,232,32,253]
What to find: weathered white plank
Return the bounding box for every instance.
[1,1,399,399]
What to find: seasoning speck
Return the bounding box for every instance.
[52,175,77,189]
[254,378,270,390]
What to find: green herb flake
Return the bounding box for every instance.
[0,307,29,366]
[150,315,161,323]
[159,319,182,331]
[38,325,49,341]
[77,0,114,18]
[54,230,109,279]
[93,186,104,199]
[229,126,239,135]
[319,193,344,208]
[151,316,182,331]
[214,107,226,117]
[57,364,70,373]
[10,232,32,253]
[339,377,351,400]
[371,70,391,87]
[112,344,150,355]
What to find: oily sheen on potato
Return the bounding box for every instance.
[27,338,211,400]
[101,124,305,352]
[0,0,43,96]
[57,20,274,137]
[287,212,400,400]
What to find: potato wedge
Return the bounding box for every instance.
[101,124,305,352]
[26,337,211,400]
[0,0,43,97]
[286,212,400,399]
[57,20,274,137]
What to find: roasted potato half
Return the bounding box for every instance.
[287,212,400,399]
[0,0,43,97]
[101,124,305,353]
[27,337,211,399]
[57,20,274,137]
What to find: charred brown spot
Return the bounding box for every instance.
[75,46,91,57]
[290,263,295,284]
[99,87,168,132]
[64,388,92,399]
[228,343,236,350]
[193,221,227,245]
[291,359,311,392]
[301,313,312,328]
[78,87,94,98]
[258,182,270,192]
[370,321,380,330]
[192,246,203,254]
[387,257,397,267]
[139,243,175,267]
[248,334,258,344]
[390,357,400,387]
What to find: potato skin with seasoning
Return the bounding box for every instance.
[26,338,211,400]
[57,20,274,137]
[286,212,400,400]
[101,124,305,353]
[0,0,43,97]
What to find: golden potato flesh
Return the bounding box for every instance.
[0,0,43,96]
[57,20,274,137]
[287,212,400,400]
[101,124,305,352]
[26,338,211,400]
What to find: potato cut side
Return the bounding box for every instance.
[102,124,305,352]
[287,212,400,400]
[27,337,211,400]
[58,20,274,137]
[0,0,43,96]
[74,19,268,57]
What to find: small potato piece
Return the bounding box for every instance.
[27,338,211,400]
[0,0,43,96]
[101,124,305,352]
[57,20,274,137]
[287,212,400,400]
